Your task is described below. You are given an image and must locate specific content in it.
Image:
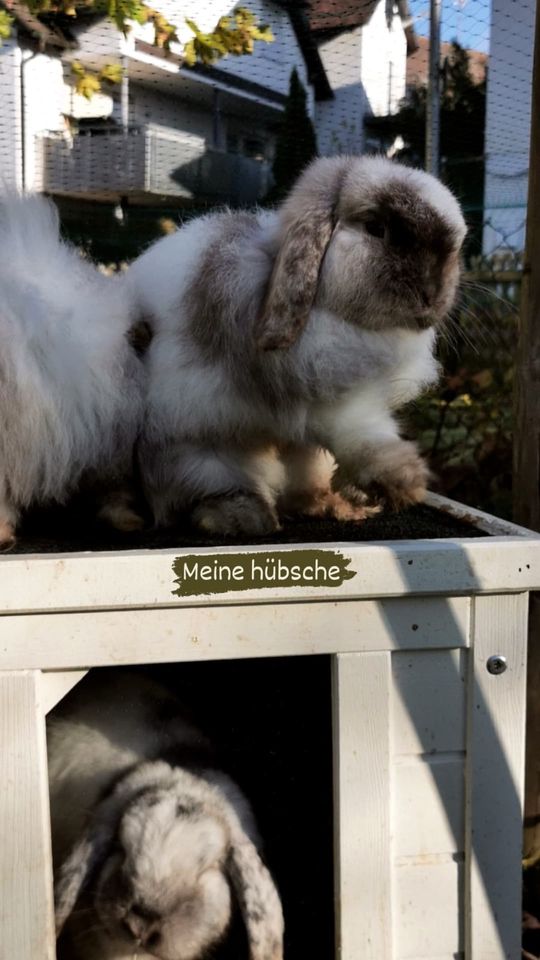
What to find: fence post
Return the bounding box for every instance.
[514,0,540,899]
[513,0,540,530]
[425,0,442,176]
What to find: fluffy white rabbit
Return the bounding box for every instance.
[0,193,144,549]
[127,155,466,536]
[48,671,284,960]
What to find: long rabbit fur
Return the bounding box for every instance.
[126,155,467,536]
[0,193,144,548]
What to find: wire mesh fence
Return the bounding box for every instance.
[0,0,539,957]
[0,0,534,527]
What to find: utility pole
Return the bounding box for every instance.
[426,0,442,175]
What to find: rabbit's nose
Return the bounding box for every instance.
[142,929,162,951]
[123,905,162,947]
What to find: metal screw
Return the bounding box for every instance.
[487,655,508,675]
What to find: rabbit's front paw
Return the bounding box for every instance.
[370,442,431,509]
[335,441,431,511]
[291,487,381,522]
[0,518,16,552]
[98,500,145,533]
[375,451,430,509]
[192,492,281,537]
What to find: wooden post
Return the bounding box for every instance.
[465,595,528,959]
[513,0,540,530]
[332,652,393,959]
[514,0,540,904]
[0,671,56,959]
[524,593,540,864]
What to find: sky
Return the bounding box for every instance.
[408,0,491,54]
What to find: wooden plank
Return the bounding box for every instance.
[425,492,539,539]
[465,594,528,959]
[333,652,393,959]
[513,0,540,529]
[0,597,470,670]
[41,669,88,714]
[394,756,465,858]
[0,671,55,959]
[398,956,463,960]
[0,538,539,613]
[392,650,467,755]
[524,593,540,865]
[395,860,462,958]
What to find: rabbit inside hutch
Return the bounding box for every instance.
[47,670,284,960]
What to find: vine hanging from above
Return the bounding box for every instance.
[183,8,274,65]
[1,2,274,97]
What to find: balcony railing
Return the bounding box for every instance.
[39,125,272,205]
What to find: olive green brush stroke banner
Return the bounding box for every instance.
[172,549,357,598]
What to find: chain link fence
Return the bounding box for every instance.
[0,0,534,519]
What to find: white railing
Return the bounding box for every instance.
[39,125,271,203]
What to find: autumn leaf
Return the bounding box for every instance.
[99,62,123,84]
[144,6,178,49]
[18,2,273,96]
[70,59,86,78]
[471,368,493,389]
[0,8,13,41]
[184,6,273,67]
[74,70,101,98]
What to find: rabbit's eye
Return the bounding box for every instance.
[364,218,386,239]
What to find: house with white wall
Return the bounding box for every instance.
[0,0,414,252]
[483,0,535,255]
[0,0,318,205]
[309,0,416,157]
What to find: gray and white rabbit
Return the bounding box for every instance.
[127,155,466,536]
[48,671,284,960]
[0,193,144,549]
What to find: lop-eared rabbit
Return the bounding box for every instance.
[127,155,466,536]
[0,194,144,549]
[48,672,283,960]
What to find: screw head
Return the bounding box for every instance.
[487,655,508,675]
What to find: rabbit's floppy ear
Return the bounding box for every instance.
[54,801,118,935]
[227,827,284,960]
[54,761,184,936]
[210,769,283,958]
[257,157,350,351]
